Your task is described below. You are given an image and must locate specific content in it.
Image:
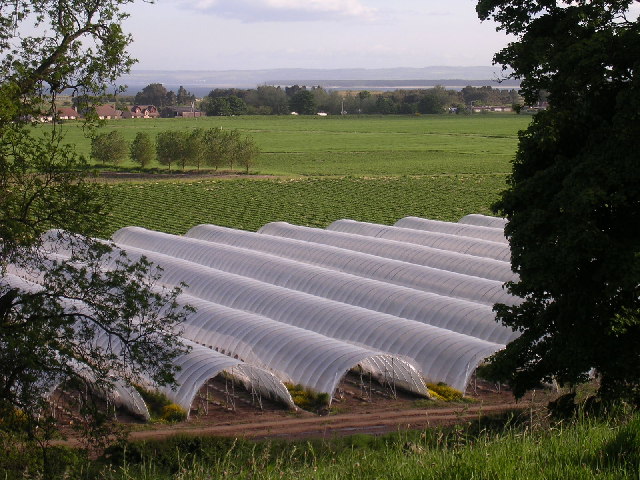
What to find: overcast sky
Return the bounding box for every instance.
[122,0,514,71]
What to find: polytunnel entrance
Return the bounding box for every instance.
[189,367,292,420]
[47,378,150,429]
[331,361,427,409]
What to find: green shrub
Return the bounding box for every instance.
[427,382,463,401]
[161,403,187,422]
[285,383,330,412]
[133,385,175,420]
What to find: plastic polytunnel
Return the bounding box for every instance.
[394,216,508,244]
[325,219,511,262]
[1,273,150,420]
[95,244,505,392]
[236,222,515,283]
[176,294,428,399]
[113,227,518,342]
[148,338,296,416]
[39,231,428,401]
[458,214,509,229]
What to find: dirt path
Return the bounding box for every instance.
[125,403,524,442]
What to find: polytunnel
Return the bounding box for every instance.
[229,222,515,282]
[147,338,296,415]
[394,216,508,244]
[1,273,150,420]
[458,214,509,229]
[178,294,428,399]
[93,244,505,392]
[325,219,511,262]
[37,231,428,401]
[113,227,518,341]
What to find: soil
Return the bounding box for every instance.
[52,375,549,446]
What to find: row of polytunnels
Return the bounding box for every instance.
[4,214,514,420]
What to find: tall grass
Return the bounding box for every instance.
[80,411,640,480]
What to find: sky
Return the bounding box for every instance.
[122,0,514,71]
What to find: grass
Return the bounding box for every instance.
[4,410,637,479]
[38,114,529,176]
[97,412,640,480]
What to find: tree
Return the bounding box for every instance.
[202,97,232,116]
[0,0,192,470]
[289,89,317,115]
[201,128,231,170]
[156,130,187,171]
[227,95,248,115]
[134,83,174,108]
[477,0,640,404]
[91,130,128,166]
[176,85,195,105]
[130,132,155,168]
[417,86,451,114]
[235,136,261,174]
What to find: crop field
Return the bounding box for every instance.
[103,174,508,235]
[46,113,530,235]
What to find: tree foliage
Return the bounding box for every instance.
[91,130,129,165]
[134,83,175,108]
[130,132,155,168]
[477,0,640,404]
[289,89,317,115]
[0,0,193,467]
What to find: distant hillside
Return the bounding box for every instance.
[119,66,518,95]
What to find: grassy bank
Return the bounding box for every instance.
[3,411,638,479]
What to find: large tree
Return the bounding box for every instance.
[477,0,640,404]
[0,0,191,468]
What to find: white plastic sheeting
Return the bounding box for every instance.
[3,269,296,417]
[39,231,428,400]
[114,227,517,342]
[160,293,428,399]
[458,214,508,229]
[94,244,504,391]
[1,273,150,420]
[147,338,296,415]
[241,223,515,283]
[325,219,511,262]
[395,216,508,244]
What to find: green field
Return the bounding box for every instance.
[57,113,529,235]
[104,175,508,236]
[43,114,529,176]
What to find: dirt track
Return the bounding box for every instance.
[127,402,525,442]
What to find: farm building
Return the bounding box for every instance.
[4,214,516,419]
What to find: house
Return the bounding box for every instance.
[124,105,160,118]
[56,107,79,120]
[95,104,122,119]
[167,106,204,118]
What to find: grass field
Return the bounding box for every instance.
[50,113,531,235]
[41,114,530,176]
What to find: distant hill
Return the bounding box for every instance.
[119,67,518,96]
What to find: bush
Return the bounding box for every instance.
[285,384,330,412]
[427,382,463,401]
[161,403,187,422]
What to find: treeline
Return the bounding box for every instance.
[200,85,523,116]
[90,128,260,173]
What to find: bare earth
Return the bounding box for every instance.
[121,379,541,443]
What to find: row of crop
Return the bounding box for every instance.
[101,174,507,236]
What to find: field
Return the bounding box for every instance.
[43,114,527,176]
[38,113,531,235]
